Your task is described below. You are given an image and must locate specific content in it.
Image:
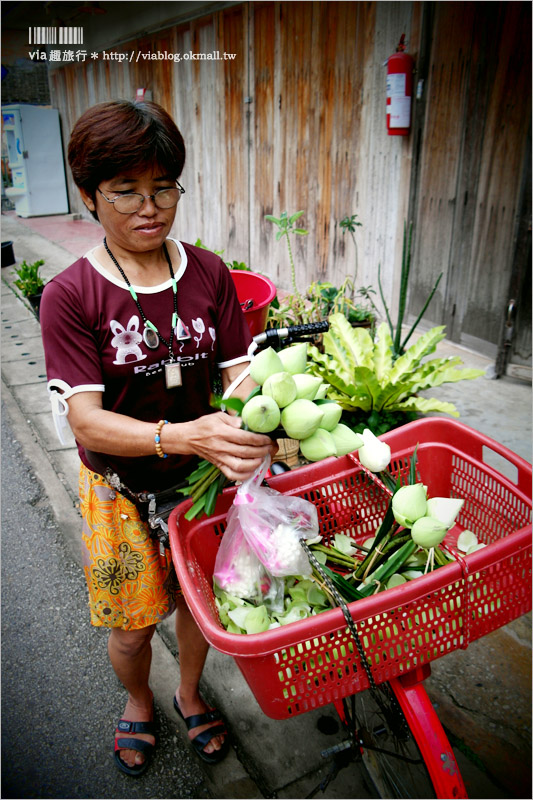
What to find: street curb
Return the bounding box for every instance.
[1,376,264,800]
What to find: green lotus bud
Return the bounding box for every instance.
[386,573,407,590]
[278,342,308,375]
[426,497,464,529]
[317,402,343,431]
[357,428,391,472]
[280,399,324,439]
[242,394,281,433]
[329,423,364,456]
[262,371,297,408]
[299,428,337,462]
[292,373,323,400]
[249,346,284,385]
[411,516,448,548]
[392,484,428,528]
[456,529,478,553]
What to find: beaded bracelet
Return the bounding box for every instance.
[154,419,170,459]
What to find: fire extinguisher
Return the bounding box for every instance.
[386,34,414,136]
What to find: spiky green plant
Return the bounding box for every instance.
[307,313,485,420]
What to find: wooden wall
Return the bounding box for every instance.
[49,1,531,358]
[50,1,416,311]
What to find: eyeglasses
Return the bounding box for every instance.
[97,182,185,214]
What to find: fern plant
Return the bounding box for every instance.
[307,313,485,425]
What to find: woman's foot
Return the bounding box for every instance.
[114,695,156,772]
[174,691,229,762]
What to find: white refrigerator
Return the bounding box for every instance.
[2,104,69,217]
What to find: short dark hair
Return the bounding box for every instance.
[68,101,186,218]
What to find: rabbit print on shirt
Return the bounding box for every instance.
[111,315,147,364]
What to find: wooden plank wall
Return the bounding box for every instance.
[408,1,531,352]
[49,1,416,312]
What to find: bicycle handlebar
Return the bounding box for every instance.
[253,321,329,347]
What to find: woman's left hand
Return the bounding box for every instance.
[174,411,278,482]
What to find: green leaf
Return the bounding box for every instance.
[400,272,443,352]
[243,385,262,404]
[373,322,394,382]
[390,396,460,417]
[204,478,220,517]
[328,313,374,369]
[293,228,309,235]
[387,327,447,384]
[210,393,244,415]
[244,605,271,634]
[289,211,304,224]
[358,539,417,597]
[264,215,280,224]
[184,494,206,520]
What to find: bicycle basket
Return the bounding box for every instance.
[168,418,531,720]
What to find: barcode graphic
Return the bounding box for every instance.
[28,27,84,45]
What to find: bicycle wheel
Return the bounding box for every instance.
[340,683,436,799]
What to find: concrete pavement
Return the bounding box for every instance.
[1,210,531,799]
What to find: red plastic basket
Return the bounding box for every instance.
[169,418,532,720]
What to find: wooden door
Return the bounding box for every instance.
[407,1,531,363]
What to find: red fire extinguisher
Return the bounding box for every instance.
[386,34,414,136]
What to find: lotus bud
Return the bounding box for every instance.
[249,347,284,385]
[292,373,323,400]
[357,428,391,473]
[457,529,478,553]
[392,484,428,528]
[386,573,407,590]
[317,402,343,431]
[330,423,364,456]
[262,371,297,408]
[426,497,464,529]
[242,394,281,433]
[278,342,308,375]
[410,516,448,548]
[314,383,329,400]
[280,399,324,440]
[299,428,337,462]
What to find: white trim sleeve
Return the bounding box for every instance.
[47,379,105,445]
[217,354,252,369]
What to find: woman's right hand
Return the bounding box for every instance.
[177,411,278,482]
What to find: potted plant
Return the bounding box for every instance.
[12,258,46,319]
[306,277,376,328]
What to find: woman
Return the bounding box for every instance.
[40,100,276,776]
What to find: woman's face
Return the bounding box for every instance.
[80,167,179,255]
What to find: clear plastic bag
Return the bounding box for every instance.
[212,507,265,602]
[213,457,318,594]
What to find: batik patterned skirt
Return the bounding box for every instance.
[78,463,181,630]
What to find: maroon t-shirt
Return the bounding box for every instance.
[40,239,252,491]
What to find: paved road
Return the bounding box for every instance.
[1,405,210,799]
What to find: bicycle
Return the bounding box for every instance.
[168,322,532,799]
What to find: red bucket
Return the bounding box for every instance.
[230,270,277,337]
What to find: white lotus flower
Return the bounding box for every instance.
[357,428,391,472]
